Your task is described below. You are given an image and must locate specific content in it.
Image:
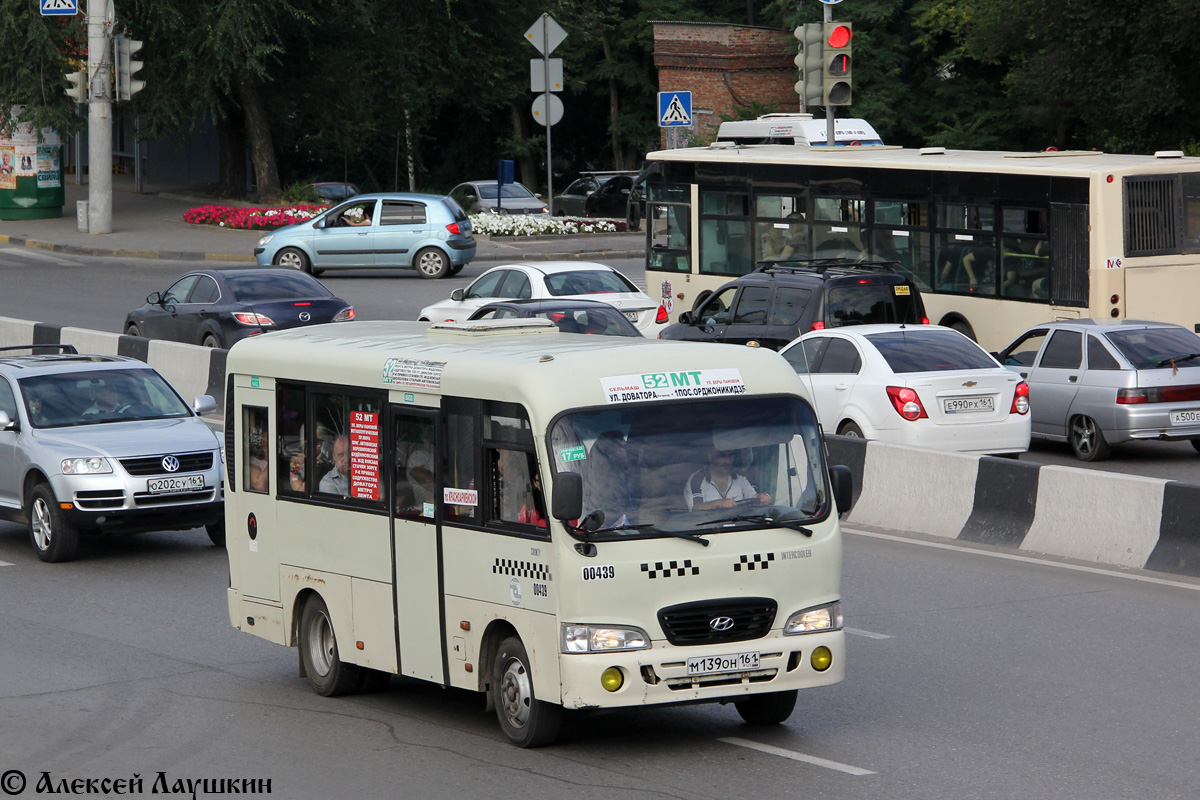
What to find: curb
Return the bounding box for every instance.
[473,249,645,262]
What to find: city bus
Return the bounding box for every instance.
[642,121,1200,350]
[223,319,851,747]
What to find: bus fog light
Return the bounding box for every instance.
[562,623,651,653]
[784,601,843,635]
[601,667,624,692]
[811,646,833,671]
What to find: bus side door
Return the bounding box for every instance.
[234,384,282,604]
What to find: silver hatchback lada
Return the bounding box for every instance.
[0,346,225,562]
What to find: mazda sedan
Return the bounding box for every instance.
[782,324,1031,455]
[125,269,354,349]
[996,319,1200,461]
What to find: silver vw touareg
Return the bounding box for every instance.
[0,346,225,562]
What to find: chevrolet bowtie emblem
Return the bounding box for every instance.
[962,381,977,387]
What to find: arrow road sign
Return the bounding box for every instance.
[658,91,692,127]
[525,14,567,56]
[41,0,78,14]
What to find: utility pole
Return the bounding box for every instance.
[86,0,112,234]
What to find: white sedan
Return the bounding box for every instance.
[418,261,664,334]
[780,324,1031,455]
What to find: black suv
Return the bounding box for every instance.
[658,259,928,351]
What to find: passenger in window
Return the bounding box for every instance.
[779,212,807,260]
[685,447,771,511]
[1002,239,1048,298]
[939,244,979,289]
[318,435,350,496]
[407,449,436,507]
[248,424,269,492]
[519,468,548,529]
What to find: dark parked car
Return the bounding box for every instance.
[307,182,359,202]
[658,259,928,351]
[583,173,646,229]
[467,298,643,337]
[553,171,638,218]
[124,268,354,349]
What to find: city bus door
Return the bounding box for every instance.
[234,384,281,603]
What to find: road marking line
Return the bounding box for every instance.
[845,527,1200,593]
[846,627,893,639]
[719,737,875,775]
[0,560,13,567]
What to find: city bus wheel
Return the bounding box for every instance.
[1069,415,1110,462]
[299,595,362,697]
[492,636,561,747]
[205,522,226,547]
[734,689,798,725]
[28,483,80,563]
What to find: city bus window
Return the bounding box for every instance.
[1000,236,1050,299]
[1182,174,1200,254]
[648,182,691,274]
[311,391,383,503]
[700,192,752,276]
[394,413,436,521]
[443,407,479,523]
[243,406,269,494]
[936,233,996,295]
[873,228,930,289]
[277,384,306,495]
[489,449,547,531]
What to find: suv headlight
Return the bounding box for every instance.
[256,233,274,247]
[783,601,843,635]
[562,624,651,653]
[62,457,112,475]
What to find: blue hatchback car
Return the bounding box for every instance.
[254,192,476,279]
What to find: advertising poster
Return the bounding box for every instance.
[348,411,381,500]
[37,145,61,188]
[0,146,13,190]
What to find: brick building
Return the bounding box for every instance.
[651,21,799,148]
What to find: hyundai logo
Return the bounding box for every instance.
[162,455,180,473]
[299,312,311,322]
[709,616,735,632]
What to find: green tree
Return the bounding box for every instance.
[0,1,84,136]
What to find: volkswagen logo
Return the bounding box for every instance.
[709,616,735,632]
[161,455,180,473]
[299,312,311,322]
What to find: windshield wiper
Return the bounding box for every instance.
[698,512,813,537]
[601,522,710,547]
[1154,352,1200,368]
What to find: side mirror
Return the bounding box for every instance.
[678,311,693,325]
[192,395,217,415]
[147,291,161,305]
[829,465,854,514]
[451,288,465,302]
[0,410,14,432]
[552,471,583,522]
[312,217,324,229]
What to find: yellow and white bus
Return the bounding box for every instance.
[642,125,1200,350]
[223,319,852,747]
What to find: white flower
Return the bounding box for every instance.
[469,213,619,236]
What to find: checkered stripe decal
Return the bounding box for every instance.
[641,560,699,579]
[493,558,551,581]
[734,553,774,571]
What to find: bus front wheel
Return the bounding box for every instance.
[492,635,561,747]
[734,689,798,725]
[299,595,362,697]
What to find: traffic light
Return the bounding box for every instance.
[822,21,853,107]
[64,71,87,104]
[115,36,145,102]
[793,23,824,110]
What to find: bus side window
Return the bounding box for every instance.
[443,406,479,523]
[243,406,269,494]
[278,384,306,495]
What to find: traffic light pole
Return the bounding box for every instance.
[824,4,835,149]
[87,0,112,234]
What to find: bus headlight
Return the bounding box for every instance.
[562,624,651,653]
[783,601,843,635]
[62,457,112,475]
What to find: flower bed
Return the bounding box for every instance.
[182,204,628,235]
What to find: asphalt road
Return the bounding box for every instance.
[1,521,1198,800]
[3,244,1199,483]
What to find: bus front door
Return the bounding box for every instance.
[235,386,282,603]
[389,406,446,684]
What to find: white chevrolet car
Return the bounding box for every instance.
[780,324,1031,455]
[418,261,665,334]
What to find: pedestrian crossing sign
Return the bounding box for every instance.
[658,92,692,128]
[40,0,78,14]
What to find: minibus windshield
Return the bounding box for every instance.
[549,396,827,539]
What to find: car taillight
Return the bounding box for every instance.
[233,312,275,326]
[1011,381,1030,415]
[1116,388,1147,404]
[1141,385,1200,403]
[446,222,461,235]
[886,386,927,421]
[655,305,669,324]
[921,316,930,325]
[810,321,826,331]
[332,307,355,322]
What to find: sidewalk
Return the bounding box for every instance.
[0,178,645,264]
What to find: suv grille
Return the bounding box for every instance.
[119,451,214,476]
[657,597,777,646]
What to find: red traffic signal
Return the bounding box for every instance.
[826,24,852,49]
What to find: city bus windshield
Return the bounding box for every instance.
[549,396,827,539]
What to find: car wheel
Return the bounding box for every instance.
[274,246,310,273]
[837,421,865,438]
[299,594,362,696]
[205,521,226,547]
[28,484,80,563]
[415,248,450,279]
[734,689,797,725]
[1069,415,1111,461]
[125,323,141,337]
[492,635,561,747]
[201,333,223,349]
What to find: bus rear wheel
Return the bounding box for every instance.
[299,595,362,696]
[734,689,798,725]
[492,635,561,747]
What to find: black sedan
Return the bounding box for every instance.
[124,268,354,349]
[466,299,642,337]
